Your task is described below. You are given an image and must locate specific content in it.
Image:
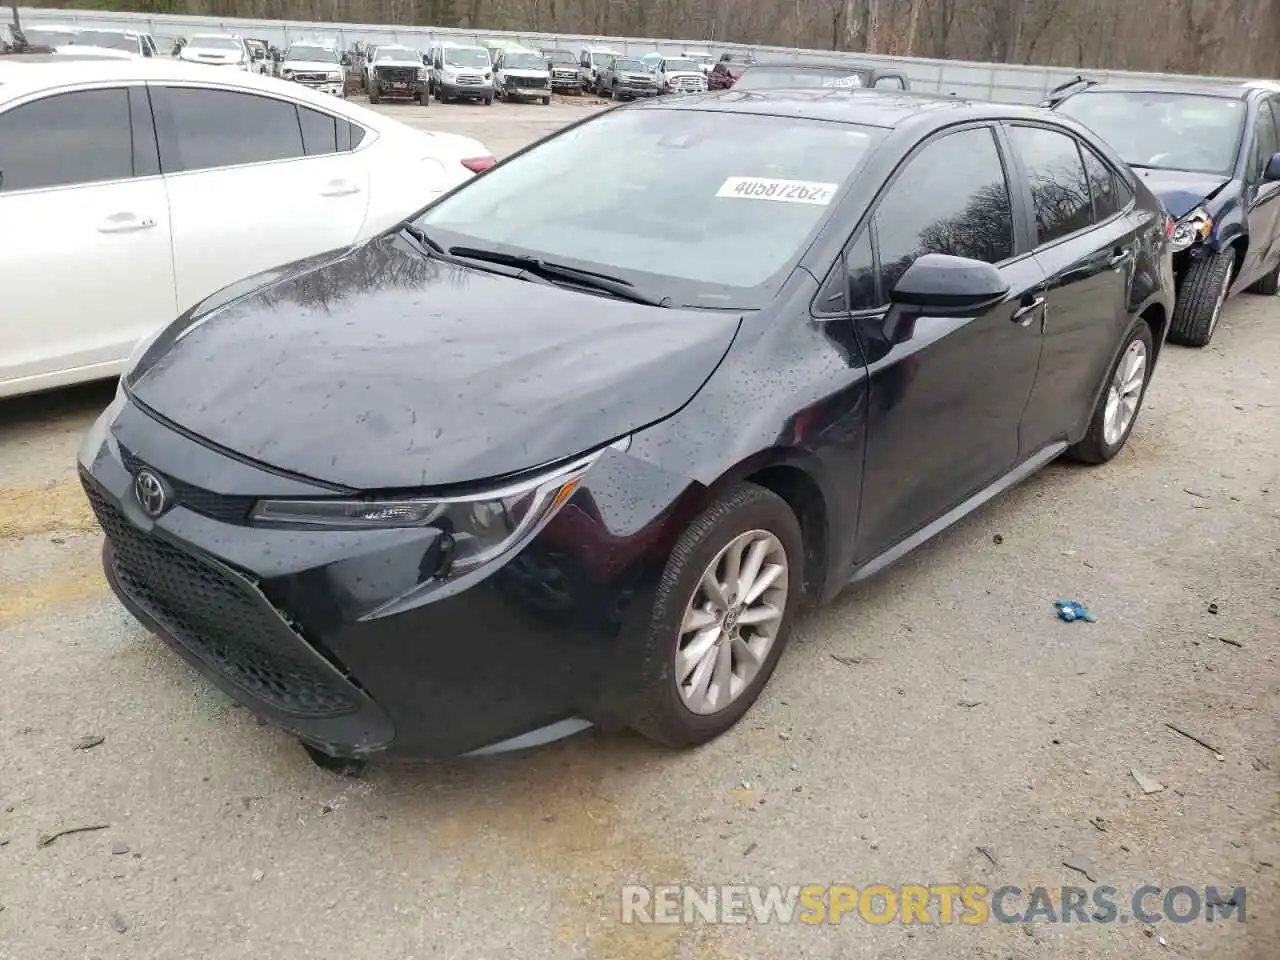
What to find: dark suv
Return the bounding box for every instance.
[1052,80,1280,346]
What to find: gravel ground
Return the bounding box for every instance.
[0,99,1277,960]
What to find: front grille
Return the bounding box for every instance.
[669,76,706,92]
[454,73,484,85]
[118,447,255,525]
[84,476,358,719]
[293,71,328,84]
[552,69,578,80]
[375,66,417,82]
[507,75,548,89]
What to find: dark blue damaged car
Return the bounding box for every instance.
[79,91,1174,765]
[1053,79,1280,346]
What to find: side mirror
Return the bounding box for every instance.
[889,253,1009,312]
[341,53,351,66]
[1265,151,1280,182]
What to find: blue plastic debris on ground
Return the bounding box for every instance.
[1055,600,1097,623]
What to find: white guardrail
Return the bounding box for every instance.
[17,6,1259,104]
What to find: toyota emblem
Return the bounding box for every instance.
[133,469,169,518]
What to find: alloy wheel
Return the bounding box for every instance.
[1102,339,1148,447]
[676,530,789,715]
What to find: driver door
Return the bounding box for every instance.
[848,125,1047,564]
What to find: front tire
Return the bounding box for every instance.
[1067,318,1154,464]
[1169,247,1234,347]
[629,484,803,748]
[368,87,380,104]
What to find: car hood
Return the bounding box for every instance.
[502,68,548,77]
[127,235,740,490]
[283,59,340,71]
[61,45,137,59]
[1134,168,1233,219]
[618,71,654,80]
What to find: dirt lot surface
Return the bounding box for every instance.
[0,99,1276,960]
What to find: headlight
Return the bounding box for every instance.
[415,67,426,79]
[250,442,626,574]
[483,71,492,80]
[328,70,343,81]
[1170,207,1212,252]
[281,68,294,78]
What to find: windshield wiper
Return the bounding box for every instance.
[448,245,668,307]
[400,222,445,255]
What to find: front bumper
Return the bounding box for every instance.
[550,75,583,91]
[291,80,345,97]
[78,393,687,759]
[616,83,659,98]
[440,80,494,99]
[502,82,551,99]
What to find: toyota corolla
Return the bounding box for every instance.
[79,91,1175,764]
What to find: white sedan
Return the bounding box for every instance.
[0,58,494,399]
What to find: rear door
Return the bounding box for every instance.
[149,84,370,313]
[848,124,1047,562]
[1007,123,1138,451]
[0,85,175,395]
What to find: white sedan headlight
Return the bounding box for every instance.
[1170,207,1212,252]
[328,70,343,81]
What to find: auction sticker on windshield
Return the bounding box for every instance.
[716,177,838,205]
[822,75,863,87]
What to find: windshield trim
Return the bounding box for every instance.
[406,108,886,309]
[1056,90,1247,176]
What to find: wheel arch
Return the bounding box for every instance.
[697,450,837,604]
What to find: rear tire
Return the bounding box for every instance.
[1247,261,1279,295]
[629,484,803,749]
[1169,247,1234,347]
[1067,318,1154,464]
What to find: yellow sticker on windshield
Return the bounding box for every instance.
[716,177,838,205]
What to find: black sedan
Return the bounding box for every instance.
[79,91,1175,764]
[1053,80,1280,346]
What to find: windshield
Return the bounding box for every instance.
[415,108,882,307]
[1056,91,1246,175]
[376,46,417,61]
[286,45,337,62]
[736,67,867,90]
[188,36,242,52]
[75,30,137,51]
[545,50,574,64]
[21,27,76,46]
[444,47,489,67]
[614,58,644,72]
[504,52,545,70]
[664,59,698,72]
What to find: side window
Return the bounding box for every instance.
[153,87,304,174]
[874,126,1015,294]
[873,75,905,90]
[579,52,590,67]
[298,105,338,156]
[1080,144,1119,221]
[1008,125,1093,245]
[0,88,133,192]
[1249,99,1279,181]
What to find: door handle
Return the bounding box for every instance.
[1108,247,1134,268]
[96,212,156,234]
[319,179,361,197]
[1012,295,1045,326]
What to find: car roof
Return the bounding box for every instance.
[1065,81,1255,100]
[0,58,322,104]
[631,88,1054,129]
